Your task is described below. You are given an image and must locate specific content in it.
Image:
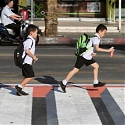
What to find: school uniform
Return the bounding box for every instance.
[22,35,36,78]
[75,33,100,69]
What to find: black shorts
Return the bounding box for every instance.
[74,56,96,69]
[22,64,35,78]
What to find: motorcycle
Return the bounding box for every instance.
[0,5,42,45]
[0,22,20,45]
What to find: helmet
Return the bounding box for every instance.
[5,0,13,5]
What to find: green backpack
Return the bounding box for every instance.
[75,33,95,56]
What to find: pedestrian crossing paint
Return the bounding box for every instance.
[55,87,102,125]
[0,87,33,125]
[107,88,125,115]
[0,85,124,125]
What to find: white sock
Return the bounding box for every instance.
[62,79,67,85]
[18,84,22,88]
[93,80,98,84]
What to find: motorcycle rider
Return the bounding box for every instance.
[1,0,22,39]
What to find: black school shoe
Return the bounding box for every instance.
[15,85,29,96]
[15,85,22,92]
[93,81,106,88]
[17,91,29,96]
[59,81,66,93]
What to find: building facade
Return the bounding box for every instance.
[25,0,125,19]
[0,0,125,19]
[26,0,106,18]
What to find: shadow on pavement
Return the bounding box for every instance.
[68,82,98,91]
[35,76,62,93]
[0,83,17,96]
[35,76,59,84]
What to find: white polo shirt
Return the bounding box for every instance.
[81,33,100,60]
[22,36,36,65]
[1,5,15,26]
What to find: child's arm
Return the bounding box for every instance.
[25,49,37,61]
[94,45,114,52]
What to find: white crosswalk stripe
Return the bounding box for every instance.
[55,87,102,125]
[0,87,33,125]
[0,85,124,125]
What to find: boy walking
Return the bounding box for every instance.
[60,24,114,93]
[15,24,38,96]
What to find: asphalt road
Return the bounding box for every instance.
[0,45,124,85]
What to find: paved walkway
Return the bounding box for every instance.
[32,20,125,45]
[33,20,125,33]
[0,84,125,125]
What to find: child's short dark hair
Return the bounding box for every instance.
[96,24,107,33]
[26,24,38,35]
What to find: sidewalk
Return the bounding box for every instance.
[0,84,124,125]
[33,20,125,33]
[33,20,125,45]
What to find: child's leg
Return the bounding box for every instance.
[15,64,34,95]
[65,67,79,82]
[60,67,79,93]
[91,62,99,83]
[20,77,33,89]
[62,67,79,85]
[62,56,84,86]
[20,64,34,88]
[15,77,33,96]
[60,56,84,92]
[91,62,106,87]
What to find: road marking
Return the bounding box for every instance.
[55,87,102,125]
[0,85,124,125]
[0,87,33,125]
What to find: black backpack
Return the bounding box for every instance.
[14,38,33,68]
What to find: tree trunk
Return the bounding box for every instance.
[44,0,58,37]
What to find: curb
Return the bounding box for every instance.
[38,37,125,45]
[39,26,119,33]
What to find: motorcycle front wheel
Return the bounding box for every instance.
[0,34,12,45]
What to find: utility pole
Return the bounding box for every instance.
[119,0,121,30]
[44,0,58,36]
[30,0,33,24]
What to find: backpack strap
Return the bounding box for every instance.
[90,35,97,47]
[82,46,92,55]
[81,35,97,55]
[23,37,34,61]
[26,37,33,48]
[83,33,90,44]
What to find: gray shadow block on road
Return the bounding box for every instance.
[101,88,125,125]
[46,89,58,125]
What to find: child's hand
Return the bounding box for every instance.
[34,58,38,63]
[108,47,114,52]
[33,55,37,60]
[91,53,96,56]
[33,56,38,63]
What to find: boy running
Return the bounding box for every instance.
[60,24,114,93]
[15,24,38,96]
